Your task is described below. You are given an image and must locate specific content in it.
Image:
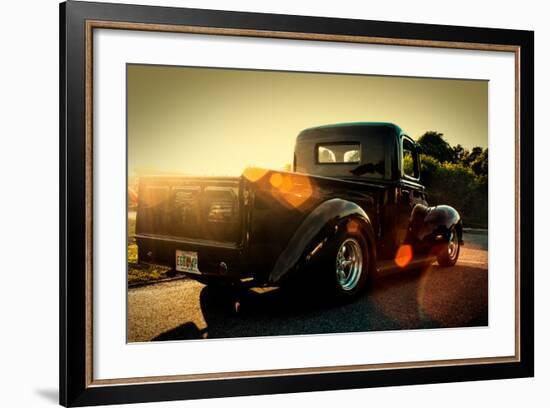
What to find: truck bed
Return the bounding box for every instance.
[134,168,387,283]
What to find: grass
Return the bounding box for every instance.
[127,213,184,286]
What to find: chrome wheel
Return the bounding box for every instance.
[335,238,363,291]
[448,230,459,259]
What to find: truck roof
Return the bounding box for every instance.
[297,122,403,141]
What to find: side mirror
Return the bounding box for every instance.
[416,144,424,154]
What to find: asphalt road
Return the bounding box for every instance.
[127,232,488,342]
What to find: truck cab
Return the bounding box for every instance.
[294,122,429,260]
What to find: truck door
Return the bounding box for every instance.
[394,137,426,248]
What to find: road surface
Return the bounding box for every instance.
[128,232,488,342]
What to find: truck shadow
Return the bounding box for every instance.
[152,263,488,342]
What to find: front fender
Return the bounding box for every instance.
[407,204,463,246]
[268,198,375,284]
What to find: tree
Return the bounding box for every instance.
[415,131,488,228]
[417,131,456,163]
[453,144,467,162]
[463,146,484,166]
[419,155,487,228]
[469,148,488,177]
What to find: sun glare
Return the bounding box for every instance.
[395,244,414,268]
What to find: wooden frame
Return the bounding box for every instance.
[60,1,534,406]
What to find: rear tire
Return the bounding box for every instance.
[324,230,371,300]
[437,227,460,267]
[199,284,239,316]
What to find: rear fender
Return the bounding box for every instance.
[268,198,375,284]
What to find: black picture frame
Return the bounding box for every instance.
[60,1,534,406]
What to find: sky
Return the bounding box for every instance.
[127,64,487,176]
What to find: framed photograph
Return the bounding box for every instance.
[60,1,534,406]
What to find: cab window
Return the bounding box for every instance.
[317,143,360,164]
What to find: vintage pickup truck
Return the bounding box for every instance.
[135,122,462,299]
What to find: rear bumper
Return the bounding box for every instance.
[135,234,250,281]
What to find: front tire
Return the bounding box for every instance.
[437,227,460,267]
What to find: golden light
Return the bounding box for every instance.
[282,173,313,208]
[278,174,294,193]
[394,244,413,268]
[140,185,168,208]
[128,187,138,205]
[265,171,314,209]
[269,172,284,188]
[243,167,269,183]
[244,169,314,209]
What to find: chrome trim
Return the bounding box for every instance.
[135,233,240,250]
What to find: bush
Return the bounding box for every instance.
[420,155,488,228]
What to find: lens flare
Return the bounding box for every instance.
[278,174,294,193]
[269,172,284,188]
[266,171,313,209]
[394,244,413,268]
[347,219,361,234]
[243,167,269,182]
